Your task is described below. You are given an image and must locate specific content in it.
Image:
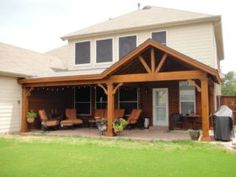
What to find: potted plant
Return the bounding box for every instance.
[96,118,107,135]
[27,110,37,123]
[188,129,200,140]
[113,118,128,135]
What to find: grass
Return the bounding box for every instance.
[0,135,236,177]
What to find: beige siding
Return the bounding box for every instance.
[0,76,21,133]
[65,22,218,72]
[167,23,217,68]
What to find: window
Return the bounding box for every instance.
[179,81,196,115]
[152,31,166,45]
[96,39,113,63]
[95,87,107,109]
[118,87,139,115]
[75,41,90,64]
[119,36,137,60]
[74,86,91,115]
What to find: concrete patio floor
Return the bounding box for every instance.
[24,126,191,141]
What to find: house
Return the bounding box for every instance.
[0,6,223,140]
[0,42,64,133]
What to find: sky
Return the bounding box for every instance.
[0,0,235,73]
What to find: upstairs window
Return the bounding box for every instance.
[179,81,196,115]
[96,39,113,63]
[119,36,137,60]
[152,31,166,45]
[75,41,90,64]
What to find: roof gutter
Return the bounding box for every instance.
[0,70,32,78]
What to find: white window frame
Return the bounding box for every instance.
[74,40,92,66]
[118,34,138,60]
[74,86,92,116]
[95,36,115,65]
[150,30,167,45]
[179,81,196,115]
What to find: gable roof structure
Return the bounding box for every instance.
[62,6,218,40]
[19,39,221,86]
[61,6,223,60]
[0,42,65,77]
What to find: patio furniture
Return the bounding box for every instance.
[183,114,200,129]
[170,113,184,130]
[88,109,106,126]
[114,109,125,119]
[60,108,83,128]
[65,108,83,125]
[127,109,142,127]
[38,109,59,130]
[96,118,107,135]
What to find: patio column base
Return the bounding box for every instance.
[201,135,211,141]
[105,131,114,137]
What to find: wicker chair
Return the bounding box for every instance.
[170,113,184,130]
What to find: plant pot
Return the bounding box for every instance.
[27,118,35,124]
[189,130,200,140]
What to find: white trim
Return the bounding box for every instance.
[95,37,115,64]
[150,30,167,45]
[118,34,138,60]
[179,81,196,115]
[152,88,169,126]
[74,40,92,66]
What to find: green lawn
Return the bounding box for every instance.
[0,136,236,177]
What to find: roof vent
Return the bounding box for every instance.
[142,5,151,10]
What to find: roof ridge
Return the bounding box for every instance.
[61,6,218,40]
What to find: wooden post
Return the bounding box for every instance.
[201,78,210,141]
[106,83,114,136]
[21,86,28,132]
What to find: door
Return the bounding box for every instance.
[153,88,169,126]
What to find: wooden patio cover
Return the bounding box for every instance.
[19,39,221,140]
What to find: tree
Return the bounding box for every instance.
[221,71,236,96]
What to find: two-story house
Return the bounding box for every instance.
[1,6,224,140]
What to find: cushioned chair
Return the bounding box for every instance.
[66,108,83,125]
[60,108,83,128]
[170,113,184,130]
[114,109,125,119]
[88,109,105,125]
[127,109,142,126]
[38,109,59,130]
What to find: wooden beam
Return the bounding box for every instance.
[106,83,114,136]
[139,56,152,73]
[21,87,29,132]
[187,79,201,92]
[110,70,206,83]
[22,80,106,88]
[112,83,123,95]
[97,84,108,95]
[26,87,34,96]
[155,53,167,72]
[151,48,155,72]
[201,78,210,141]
